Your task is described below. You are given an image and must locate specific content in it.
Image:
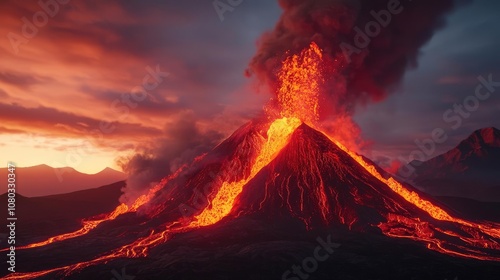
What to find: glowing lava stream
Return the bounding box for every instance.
[329,138,500,237]
[6,120,499,280]
[188,42,323,227]
[0,165,187,253]
[323,134,500,261]
[189,117,302,226]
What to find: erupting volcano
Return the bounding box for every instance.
[2,43,500,280]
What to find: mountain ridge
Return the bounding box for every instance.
[403,127,500,201]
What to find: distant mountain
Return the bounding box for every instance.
[402,127,500,202]
[0,164,126,197]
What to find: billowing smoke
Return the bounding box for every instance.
[117,112,224,203]
[247,0,463,142]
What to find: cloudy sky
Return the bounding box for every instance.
[0,0,498,174]
[355,0,500,169]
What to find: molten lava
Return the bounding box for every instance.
[189,42,322,227]
[189,117,302,227]
[0,165,186,252]
[277,42,322,125]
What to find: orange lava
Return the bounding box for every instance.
[324,134,500,261]
[1,165,186,253]
[2,116,304,279]
[189,43,323,227]
[277,42,322,125]
[2,42,323,280]
[9,184,162,251]
[189,117,302,227]
[14,203,130,251]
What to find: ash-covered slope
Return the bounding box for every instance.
[234,123,435,229]
[229,123,500,262]
[145,120,266,219]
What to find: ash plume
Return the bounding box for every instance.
[117,113,224,203]
[247,0,463,118]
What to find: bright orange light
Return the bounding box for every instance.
[189,117,302,227]
[189,43,325,227]
[277,42,323,125]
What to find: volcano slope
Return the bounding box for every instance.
[2,122,500,280]
[235,123,449,228]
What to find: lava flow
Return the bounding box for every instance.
[189,42,323,227]
[0,164,187,253]
[3,42,500,280]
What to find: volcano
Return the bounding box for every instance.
[234,123,432,228]
[2,43,500,280]
[3,120,500,280]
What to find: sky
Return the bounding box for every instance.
[0,0,499,174]
[355,0,500,169]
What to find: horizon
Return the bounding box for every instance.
[4,124,498,175]
[0,163,124,175]
[1,122,499,198]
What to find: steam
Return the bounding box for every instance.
[117,112,224,203]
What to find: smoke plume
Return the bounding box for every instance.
[247,0,461,118]
[117,112,224,203]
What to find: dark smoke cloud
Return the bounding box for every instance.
[117,112,224,203]
[247,0,464,117]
